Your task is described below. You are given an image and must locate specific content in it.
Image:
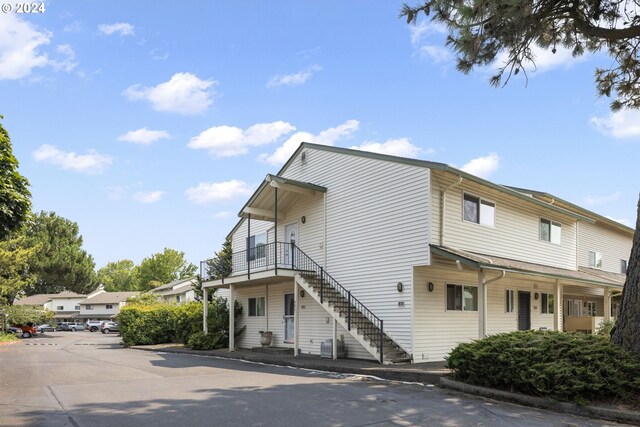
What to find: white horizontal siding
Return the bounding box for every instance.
[231,219,272,252]
[578,221,633,274]
[281,148,431,353]
[431,172,577,270]
[233,284,268,349]
[275,193,325,265]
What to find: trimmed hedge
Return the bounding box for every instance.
[447,331,640,405]
[187,331,225,350]
[118,297,234,349]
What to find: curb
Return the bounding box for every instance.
[130,345,446,385]
[440,377,640,426]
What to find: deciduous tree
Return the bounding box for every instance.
[402,0,640,110]
[0,235,37,304]
[137,248,196,291]
[96,259,139,291]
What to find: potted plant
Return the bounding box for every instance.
[259,330,273,346]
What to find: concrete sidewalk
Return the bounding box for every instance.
[130,344,449,384]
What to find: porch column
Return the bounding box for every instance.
[229,284,235,352]
[554,280,563,332]
[332,319,337,360]
[247,215,251,280]
[603,286,611,322]
[478,270,486,338]
[203,287,208,334]
[294,280,299,356]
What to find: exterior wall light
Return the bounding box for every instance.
[299,290,305,298]
[397,282,403,292]
[301,216,306,224]
[428,282,434,292]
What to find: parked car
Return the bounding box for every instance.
[85,320,102,332]
[58,322,85,332]
[7,326,23,337]
[36,324,56,333]
[100,321,119,334]
[11,323,37,338]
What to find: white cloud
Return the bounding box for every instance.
[49,44,77,72]
[188,121,295,157]
[186,180,253,204]
[123,72,216,115]
[267,65,322,88]
[33,144,113,174]
[212,211,233,219]
[261,119,360,165]
[0,14,51,79]
[409,21,452,64]
[149,48,169,61]
[63,21,82,33]
[461,153,500,178]
[132,191,164,204]
[590,110,640,138]
[350,138,424,158]
[98,23,135,36]
[118,128,171,145]
[492,45,586,77]
[605,216,632,227]
[585,191,621,206]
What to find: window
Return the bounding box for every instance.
[463,194,495,227]
[588,251,603,269]
[540,218,562,244]
[176,295,182,303]
[106,304,113,309]
[621,259,628,274]
[248,297,266,317]
[505,289,515,313]
[86,305,93,310]
[248,232,267,261]
[57,305,64,310]
[447,284,478,311]
[566,299,582,317]
[75,305,80,310]
[586,301,597,316]
[541,293,554,314]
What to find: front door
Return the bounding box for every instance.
[284,293,295,343]
[518,291,531,330]
[283,222,298,267]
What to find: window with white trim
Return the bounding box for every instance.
[463,193,495,227]
[541,293,554,314]
[505,289,515,313]
[540,218,561,244]
[248,297,265,317]
[588,251,603,269]
[447,284,478,311]
[248,232,267,261]
[586,301,597,316]
[57,305,64,310]
[106,304,114,309]
[75,305,80,310]
[86,305,93,310]
[620,259,627,274]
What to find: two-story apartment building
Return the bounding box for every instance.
[151,278,197,304]
[14,291,87,322]
[201,143,632,364]
[78,291,139,321]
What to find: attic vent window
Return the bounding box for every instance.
[300,151,307,165]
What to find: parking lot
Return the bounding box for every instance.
[0,332,632,427]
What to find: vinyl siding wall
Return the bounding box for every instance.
[431,172,577,270]
[279,148,431,353]
[577,221,633,274]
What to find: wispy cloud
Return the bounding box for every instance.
[132,190,164,204]
[409,21,453,64]
[605,216,631,227]
[185,180,253,204]
[267,65,322,88]
[461,153,500,178]
[118,128,170,145]
[350,138,426,158]
[123,72,216,115]
[585,191,621,206]
[212,211,233,219]
[98,23,135,36]
[261,119,360,165]
[33,144,113,174]
[188,121,295,157]
[590,109,640,138]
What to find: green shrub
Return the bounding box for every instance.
[446,331,640,405]
[187,331,225,350]
[0,332,17,342]
[173,301,205,344]
[596,319,615,337]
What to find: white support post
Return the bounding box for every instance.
[229,284,235,352]
[604,286,611,322]
[478,270,486,338]
[294,281,299,356]
[203,287,208,334]
[332,319,337,360]
[554,280,563,332]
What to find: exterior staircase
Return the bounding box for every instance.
[290,245,411,364]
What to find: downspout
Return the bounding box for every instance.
[484,269,506,285]
[479,269,506,338]
[440,176,463,246]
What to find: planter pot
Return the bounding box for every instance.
[259,331,273,346]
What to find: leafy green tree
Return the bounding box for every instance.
[3,304,54,325]
[402,0,640,110]
[0,235,38,304]
[612,195,640,355]
[96,259,139,291]
[0,118,31,240]
[137,248,197,291]
[23,211,96,295]
[125,293,159,306]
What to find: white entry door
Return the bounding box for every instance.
[284,293,295,343]
[283,222,298,267]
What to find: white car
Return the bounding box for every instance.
[85,320,102,332]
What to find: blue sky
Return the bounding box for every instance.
[1,1,638,269]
